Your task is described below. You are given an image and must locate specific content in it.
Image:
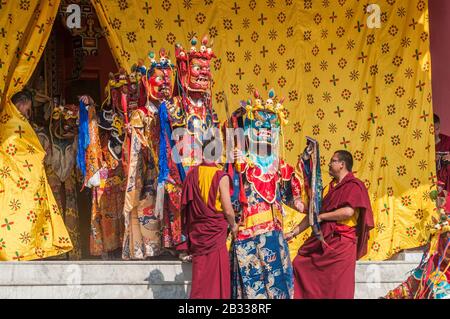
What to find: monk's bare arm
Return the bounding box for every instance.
[318,207,355,222]
[219,176,238,235]
[286,216,309,241]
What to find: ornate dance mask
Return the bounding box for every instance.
[175,36,215,94]
[147,48,174,101]
[244,89,287,147]
[50,103,79,140]
[241,89,288,170]
[106,60,147,114]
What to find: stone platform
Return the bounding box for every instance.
[0,256,422,299]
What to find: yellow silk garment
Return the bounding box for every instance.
[0,102,73,260]
[0,0,72,261]
[283,204,311,261]
[92,0,436,260]
[198,165,224,211]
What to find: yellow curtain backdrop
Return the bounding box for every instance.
[298,0,436,261]
[283,204,311,260]
[91,0,436,260]
[0,0,73,261]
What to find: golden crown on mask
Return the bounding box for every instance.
[107,59,146,88]
[244,89,288,126]
[101,59,147,109]
[51,104,78,120]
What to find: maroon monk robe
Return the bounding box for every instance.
[445,192,450,214]
[293,172,374,299]
[436,134,450,192]
[181,164,231,299]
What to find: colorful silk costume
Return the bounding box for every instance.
[122,106,160,259]
[384,191,450,299]
[228,90,302,299]
[157,37,219,249]
[78,94,126,258]
[436,134,450,193]
[122,52,174,260]
[34,103,81,260]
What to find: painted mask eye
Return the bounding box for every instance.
[192,65,201,72]
[255,120,262,127]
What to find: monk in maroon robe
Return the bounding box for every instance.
[287,150,374,299]
[434,114,450,192]
[181,160,238,299]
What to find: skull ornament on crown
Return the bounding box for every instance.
[175,36,215,94]
[147,48,175,102]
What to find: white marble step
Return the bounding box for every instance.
[0,260,419,299]
[0,260,191,285]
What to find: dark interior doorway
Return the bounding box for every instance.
[27,2,118,260]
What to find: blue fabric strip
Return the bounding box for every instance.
[158,100,186,183]
[157,101,170,184]
[76,100,90,178]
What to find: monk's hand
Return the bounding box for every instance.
[294,198,305,212]
[302,144,313,160]
[231,223,238,239]
[443,154,450,162]
[79,95,93,106]
[285,231,294,242]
